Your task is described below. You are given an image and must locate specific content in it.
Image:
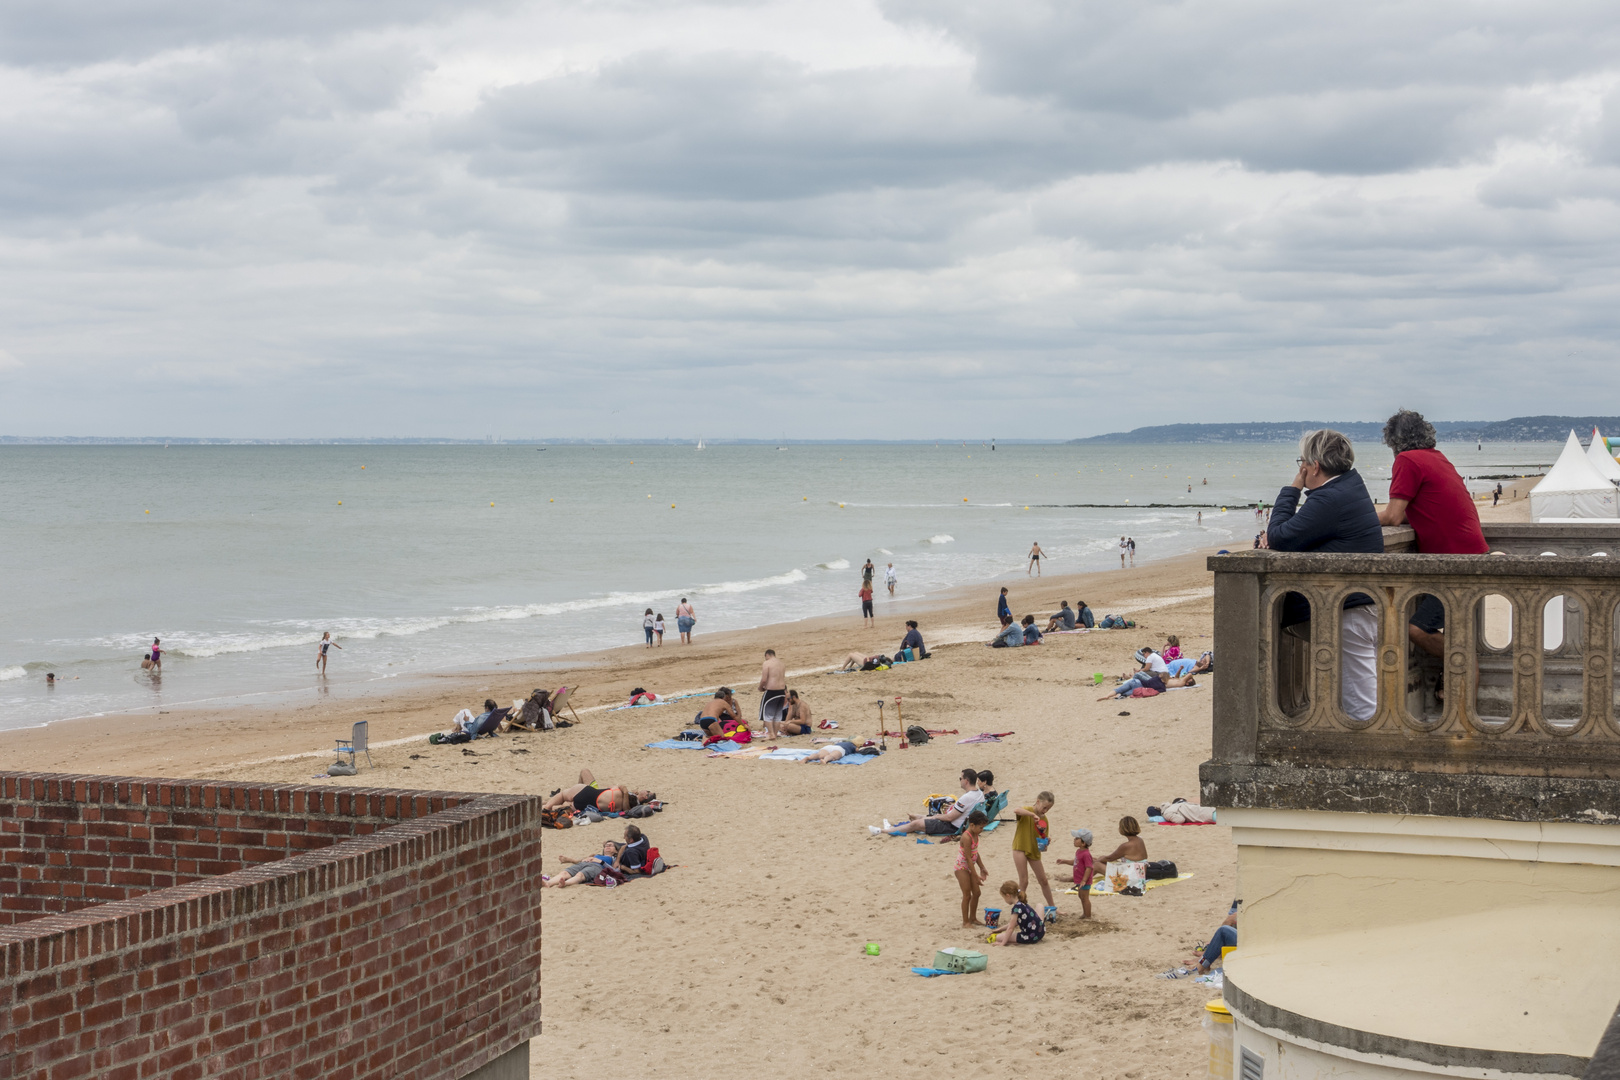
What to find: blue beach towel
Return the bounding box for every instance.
[646,738,741,752]
[757,748,879,765]
[910,967,961,978]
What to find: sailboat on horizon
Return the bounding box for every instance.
[696,438,706,450]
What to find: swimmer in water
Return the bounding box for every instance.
[316,631,343,674]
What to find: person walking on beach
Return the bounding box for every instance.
[653,613,665,646]
[885,562,897,596]
[1493,482,1503,507]
[1118,537,1128,568]
[1027,541,1044,576]
[758,649,789,738]
[1127,537,1136,566]
[642,608,655,648]
[316,632,342,674]
[676,598,695,644]
[997,587,1012,625]
[859,580,875,627]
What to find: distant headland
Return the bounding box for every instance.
[1071,416,1620,445]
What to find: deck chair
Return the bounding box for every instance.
[336,721,373,768]
[548,686,583,725]
[978,790,1010,832]
[471,708,509,738]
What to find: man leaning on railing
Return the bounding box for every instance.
[1260,429,1385,720]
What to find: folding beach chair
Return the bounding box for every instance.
[549,685,584,725]
[471,708,509,738]
[336,721,373,768]
[978,790,1010,832]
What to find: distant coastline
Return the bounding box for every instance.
[1072,416,1620,445]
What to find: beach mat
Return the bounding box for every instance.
[757,748,879,765]
[647,738,741,752]
[613,692,707,712]
[1066,872,1194,897]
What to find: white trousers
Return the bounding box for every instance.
[1340,605,1379,721]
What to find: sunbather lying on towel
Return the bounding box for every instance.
[840,652,882,671]
[543,768,656,814]
[543,842,626,888]
[800,738,881,763]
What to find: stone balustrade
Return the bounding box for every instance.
[1202,523,1620,822]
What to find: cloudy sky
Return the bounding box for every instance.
[1,0,1617,439]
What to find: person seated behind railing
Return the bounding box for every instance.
[1376,409,1489,665]
[1261,429,1384,721]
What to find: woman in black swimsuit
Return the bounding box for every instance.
[543,768,656,814]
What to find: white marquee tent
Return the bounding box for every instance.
[1531,430,1620,521]
[1587,427,1620,483]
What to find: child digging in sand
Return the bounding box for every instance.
[1010,791,1059,923]
[989,881,1045,946]
[1056,827,1095,919]
[954,810,989,928]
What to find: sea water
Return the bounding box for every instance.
[0,441,1553,731]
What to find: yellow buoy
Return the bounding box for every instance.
[1023,505,1029,510]
[338,501,343,505]
[490,502,495,507]
[144,510,149,514]
[839,503,845,508]
[671,504,676,508]
[549,498,554,503]
[361,466,366,470]
[963,497,968,502]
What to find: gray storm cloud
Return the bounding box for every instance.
[0,0,1616,437]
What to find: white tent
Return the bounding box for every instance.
[1531,430,1620,521]
[1587,427,1620,483]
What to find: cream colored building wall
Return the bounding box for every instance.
[1220,808,1620,1075]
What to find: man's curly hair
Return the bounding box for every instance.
[1383,409,1436,454]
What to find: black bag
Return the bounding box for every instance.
[906,725,930,745]
[1145,859,1178,880]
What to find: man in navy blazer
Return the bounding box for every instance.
[1262,429,1384,720]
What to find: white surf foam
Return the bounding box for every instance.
[0,666,24,681]
[817,559,850,570]
[924,534,955,545]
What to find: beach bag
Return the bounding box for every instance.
[932,948,988,974]
[540,807,573,830]
[1130,687,1161,697]
[925,794,952,816]
[1100,860,1147,895]
[1146,859,1178,880]
[906,725,930,746]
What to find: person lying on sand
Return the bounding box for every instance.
[800,738,881,763]
[1090,816,1147,884]
[840,652,881,671]
[543,842,624,888]
[543,768,655,814]
[1098,673,1196,700]
[870,769,984,835]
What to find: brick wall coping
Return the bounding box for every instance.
[0,772,540,975]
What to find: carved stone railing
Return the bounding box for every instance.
[1203,524,1620,821]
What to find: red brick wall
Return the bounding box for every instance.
[0,773,542,1080]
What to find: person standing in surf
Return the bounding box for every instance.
[149,637,162,673]
[316,631,343,674]
[861,559,875,587]
[885,562,897,596]
[1027,541,1044,576]
[676,598,695,644]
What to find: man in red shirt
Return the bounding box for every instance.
[1377,409,1488,658]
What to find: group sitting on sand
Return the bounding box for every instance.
[1097,644,1209,700]
[544,824,661,888]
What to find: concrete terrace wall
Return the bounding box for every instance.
[0,773,543,1080]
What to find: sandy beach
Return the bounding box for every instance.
[0,494,1532,1079]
